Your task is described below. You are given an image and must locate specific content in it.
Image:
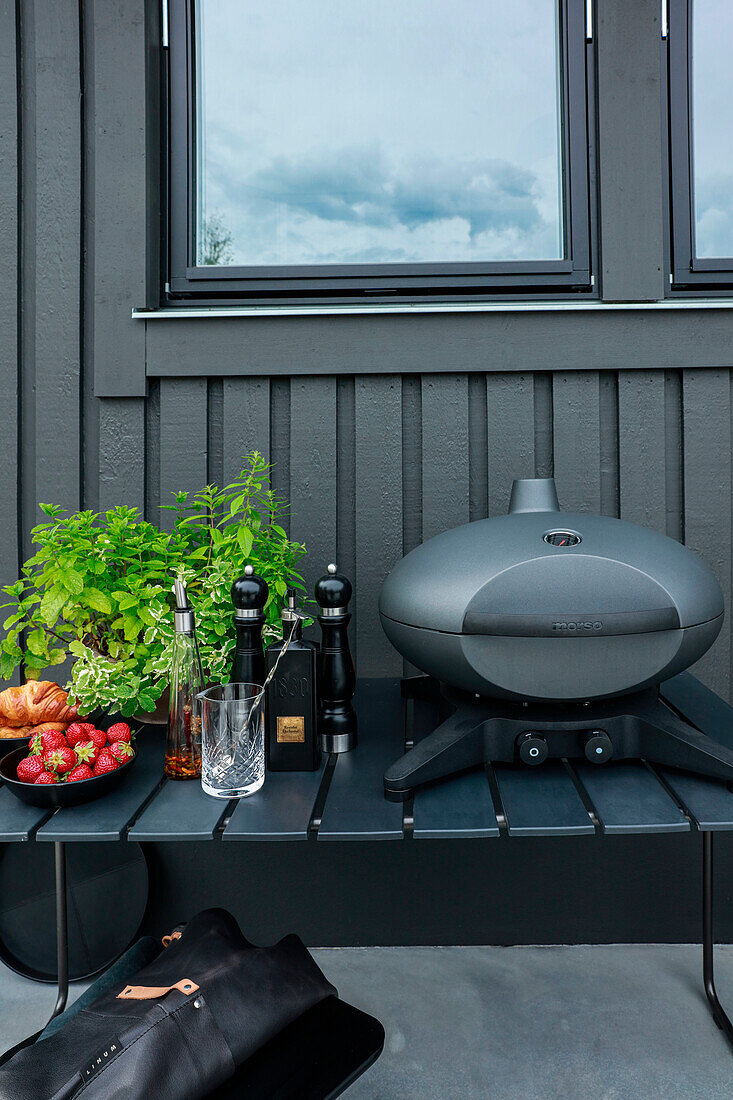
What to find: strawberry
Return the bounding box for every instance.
[93,748,119,776]
[34,771,60,785]
[106,722,132,744]
[16,755,46,783]
[109,740,134,765]
[66,763,94,783]
[30,728,67,756]
[66,721,96,748]
[74,740,99,767]
[44,745,77,775]
[89,728,108,751]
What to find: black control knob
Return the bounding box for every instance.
[584,729,613,764]
[517,732,548,766]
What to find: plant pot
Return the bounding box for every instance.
[135,688,170,726]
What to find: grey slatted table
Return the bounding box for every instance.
[3,671,733,1063]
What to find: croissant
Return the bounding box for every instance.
[0,680,78,727]
[0,720,69,740]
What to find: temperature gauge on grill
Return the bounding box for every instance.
[543,530,581,547]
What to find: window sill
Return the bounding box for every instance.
[133,299,733,320]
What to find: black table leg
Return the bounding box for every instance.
[0,840,70,1066]
[49,840,69,1023]
[703,830,733,1045]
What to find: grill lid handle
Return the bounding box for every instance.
[508,478,560,515]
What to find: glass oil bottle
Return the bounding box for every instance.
[165,578,204,779]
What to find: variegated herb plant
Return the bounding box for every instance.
[0,453,306,716]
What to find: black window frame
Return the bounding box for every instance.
[165,0,594,305]
[669,0,733,290]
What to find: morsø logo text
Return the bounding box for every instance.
[552,620,603,632]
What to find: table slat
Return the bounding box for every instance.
[318,679,404,841]
[494,763,595,837]
[573,762,689,834]
[37,733,165,843]
[128,778,229,841]
[661,672,733,752]
[0,786,53,841]
[223,762,327,841]
[658,768,733,830]
[409,694,500,839]
[413,768,500,839]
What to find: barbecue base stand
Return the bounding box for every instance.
[384,679,733,802]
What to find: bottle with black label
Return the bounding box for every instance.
[265,588,320,771]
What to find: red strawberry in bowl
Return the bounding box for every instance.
[74,740,99,767]
[29,728,67,757]
[44,745,77,775]
[89,729,108,752]
[66,721,96,748]
[34,771,60,784]
[16,755,46,784]
[106,722,132,744]
[93,748,119,777]
[109,741,134,765]
[66,763,94,783]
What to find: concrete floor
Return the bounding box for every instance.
[2,945,733,1098]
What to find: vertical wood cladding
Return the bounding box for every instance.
[1,1,730,704]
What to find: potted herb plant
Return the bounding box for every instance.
[0,454,306,718]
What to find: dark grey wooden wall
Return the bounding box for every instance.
[4,0,733,947]
[2,0,733,703]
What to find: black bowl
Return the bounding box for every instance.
[0,734,32,756]
[0,743,138,809]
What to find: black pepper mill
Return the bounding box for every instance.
[315,564,357,753]
[265,589,320,771]
[230,565,268,686]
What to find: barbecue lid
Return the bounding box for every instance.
[379,480,723,639]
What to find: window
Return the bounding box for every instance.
[669,0,733,287]
[167,0,592,303]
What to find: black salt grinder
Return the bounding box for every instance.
[315,564,357,753]
[230,565,268,687]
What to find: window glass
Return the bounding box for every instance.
[691,0,733,258]
[195,0,563,268]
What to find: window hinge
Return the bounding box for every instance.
[661,0,668,39]
[590,274,595,288]
[162,0,169,48]
[586,0,593,41]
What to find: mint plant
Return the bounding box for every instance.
[0,454,306,716]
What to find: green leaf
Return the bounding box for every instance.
[122,615,142,642]
[26,628,48,658]
[39,585,68,626]
[2,612,24,630]
[61,567,84,595]
[116,594,138,611]
[237,526,254,557]
[83,588,112,614]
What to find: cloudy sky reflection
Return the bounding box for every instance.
[692,1,733,258]
[196,0,563,267]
